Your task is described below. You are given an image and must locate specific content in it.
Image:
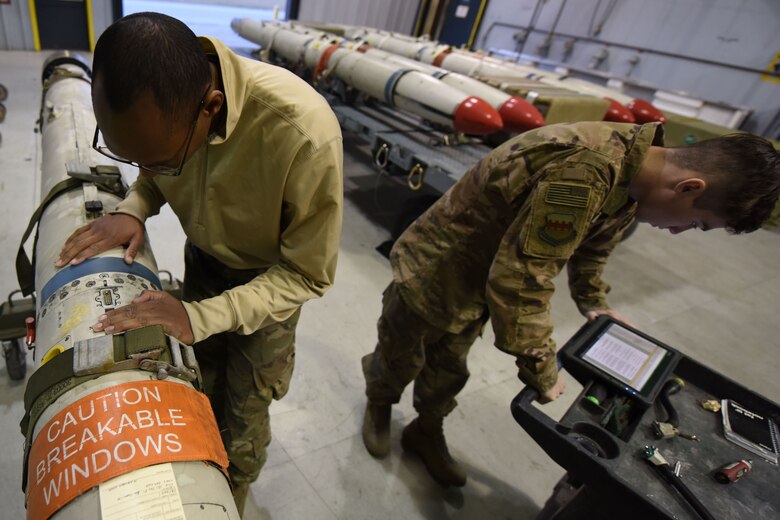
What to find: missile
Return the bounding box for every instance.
[231,19,503,135]
[282,24,543,132]
[351,45,544,133]
[344,27,664,124]
[627,98,667,124]
[286,23,542,132]
[429,52,662,124]
[18,52,238,519]
[603,97,637,123]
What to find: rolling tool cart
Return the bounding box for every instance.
[512,316,779,520]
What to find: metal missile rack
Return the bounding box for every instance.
[321,84,495,244]
[322,90,490,195]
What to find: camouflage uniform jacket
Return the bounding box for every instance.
[390,122,664,392]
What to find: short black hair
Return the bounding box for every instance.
[92,12,211,125]
[667,133,780,233]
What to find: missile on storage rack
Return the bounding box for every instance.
[18,52,237,520]
[423,50,657,123]
[231,19,503,135]
[284,24,543,132]
[345,27,664,124]
[347,45,544,133]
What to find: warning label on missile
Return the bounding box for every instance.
[99,463,185,520]
[27,380,228,520]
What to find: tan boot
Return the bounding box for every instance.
[401,415,467,487]
[362,402,392,458]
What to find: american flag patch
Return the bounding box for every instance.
[545,182,591,208]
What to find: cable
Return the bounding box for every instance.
[654,464,716,520]
[658,377,684,426]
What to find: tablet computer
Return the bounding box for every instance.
[560,316,682,407]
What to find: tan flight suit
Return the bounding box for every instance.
[364,121,663,417]
[113,37,343,509]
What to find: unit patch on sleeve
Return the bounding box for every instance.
[539,212,577,245]
[523,180,597,259]
[544,182,591,208]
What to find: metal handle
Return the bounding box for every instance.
[407,163,425,190]
[7,289,34,307]
[373,143,389,169]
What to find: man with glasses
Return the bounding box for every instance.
[56,12,343,515]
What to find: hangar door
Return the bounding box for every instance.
[36,0,90,50]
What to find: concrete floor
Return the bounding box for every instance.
[1,50,779,519]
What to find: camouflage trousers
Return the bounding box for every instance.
[183,241,299,490]
[363,281,488,417]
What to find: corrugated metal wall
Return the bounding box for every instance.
[474,0,780,136]
[0,0,35,50]
[297,0,420,34]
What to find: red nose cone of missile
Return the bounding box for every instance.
[453,96,504,135]
[627,99,666,124]
[498,96,545,133]
[602,97,636,123]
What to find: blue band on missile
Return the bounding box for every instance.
[384,69,413,107]
[432,70,447,79]
[41,257,162,302]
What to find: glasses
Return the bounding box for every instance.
[92,85,211,176]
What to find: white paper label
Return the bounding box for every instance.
[99,463,185,520]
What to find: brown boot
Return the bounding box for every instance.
[401,414,467,487]
[362,402,392,458]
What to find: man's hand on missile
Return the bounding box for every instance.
[91,290,195,345]
[584,308,635,327]
[55,214,145,267]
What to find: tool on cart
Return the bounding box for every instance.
[714,459,753,484]
[643,446,716,520]
[652,377,700,441]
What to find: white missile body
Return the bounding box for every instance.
[21,53,237,519]
[352,46,544,133]
[231,19,503,134]
[343,27,665,124]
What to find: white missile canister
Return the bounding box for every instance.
[305,40,503,134]
[358,47,544,133]
[232,21,504,135]
[20,52,238,520]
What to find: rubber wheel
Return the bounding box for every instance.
[3,339,27,381]
[0,102,5,124]
[0,84,6,102]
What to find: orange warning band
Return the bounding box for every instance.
[432,48,452,68]
[313,44,341,82]
[27,380,227,520]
